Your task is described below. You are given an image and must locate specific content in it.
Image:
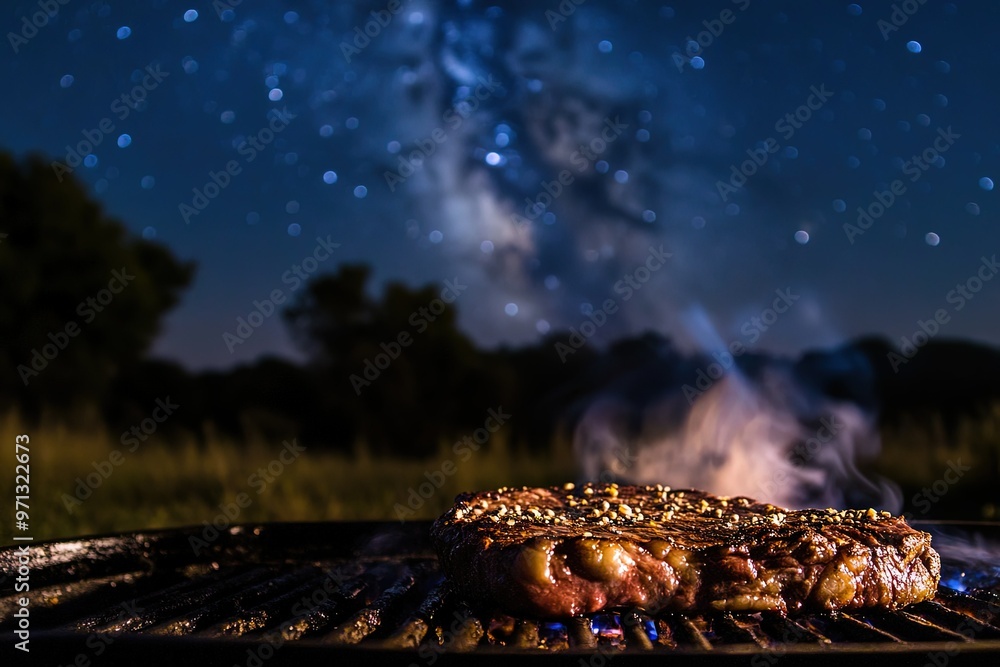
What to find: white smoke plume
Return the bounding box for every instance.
[574,358,902,512]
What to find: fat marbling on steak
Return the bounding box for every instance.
[430,483,940,617]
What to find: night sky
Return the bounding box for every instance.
[4,0,998,370]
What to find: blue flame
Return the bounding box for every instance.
[940,560,1000,594]
[588,613,658,641]
[539,621,567,640]
[942,571,969,593]
[591,613,622,638]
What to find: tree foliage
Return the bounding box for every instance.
[0,152,195,414]
[284,265,494,455]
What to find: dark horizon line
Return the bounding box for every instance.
[149,328,1000,375]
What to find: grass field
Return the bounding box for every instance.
[0,412,576,544]
[2,407,997,545]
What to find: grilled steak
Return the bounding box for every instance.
[431,483,940,617]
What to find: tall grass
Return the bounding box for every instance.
[0,412,575,544]
[3,405,997,545]
[876,403,1000,485]
[874,404,1000,520]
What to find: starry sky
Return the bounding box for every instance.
[3,0,998,370]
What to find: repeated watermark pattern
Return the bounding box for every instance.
[682,288,800,403]
[555,245,672,362]
[51,64,169,181]
[512,116,628,230]
[188,439,306,555]
[844,126,960,244]
[180,107,297,223]
[61,397,180,513]
[757,416,843,500]
[887,254,997,371]
[717,84,833,202]
[384,75,502,192]
[672,0,752,72]
[212,0,244,20]
[394,406,511,521]
[349,278,467,394]
[907,459,971,516]
[45,601,145,663]
[222,235,341,353]
[340,0,409,62]
[17,267,135,386]
[877,0,928,41]
[229,565,367,666]
[7,0,73,53]
[545,0,588,30]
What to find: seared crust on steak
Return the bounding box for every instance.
[431,483,940,617]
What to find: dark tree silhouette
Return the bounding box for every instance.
[284,264,495,455]
[0,151,195,416]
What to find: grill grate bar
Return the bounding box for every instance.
[567,616,597,649]
[888,610,974,642]
[200,568,350,638]
[5,522,1000,658]
[937,588,1000,627]
[621,609,654,650]
[834,613,904,642]
[0,571,160,630]
[713,612,768,646]
[653,618,678,648]
[759,613,831,646]
[148,567,322,636]
[915,600,1000,639]
[666,615,714,650]
[322,572,417,644]
[71,567,269,633]
[538,621,570,651]
[968,589,1000,606]
[379,580,450,648]
[443,601,485,651]
[510,619,541,649]
[276,570,370,642]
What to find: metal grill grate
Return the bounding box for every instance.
[3,521,1000,666]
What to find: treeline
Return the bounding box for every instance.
[44,320,1000,460]
[4,150,1000,459]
